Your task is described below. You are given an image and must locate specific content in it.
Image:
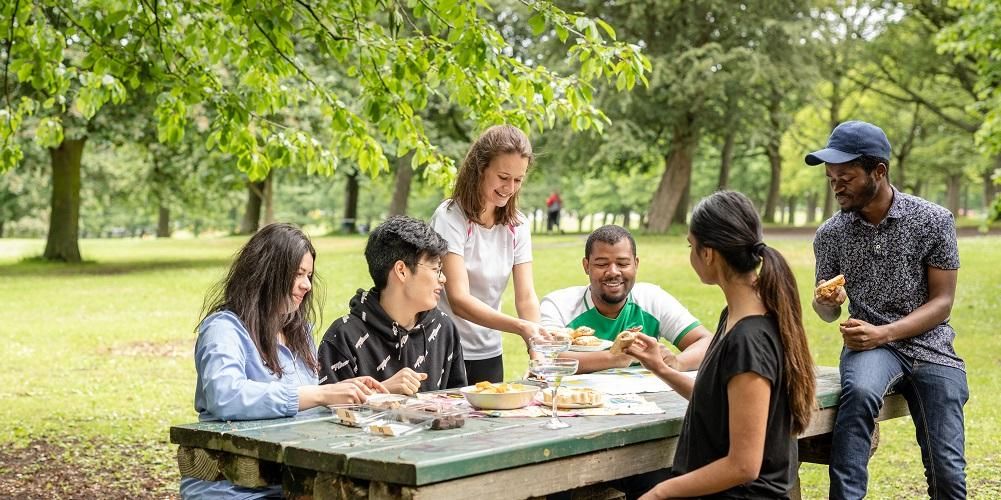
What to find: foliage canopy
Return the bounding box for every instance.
[1,0,650,181]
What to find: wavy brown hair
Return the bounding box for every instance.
[690,191,816,435]
[449,124,534,226]
[199,223,322,377]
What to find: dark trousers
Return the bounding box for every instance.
[464,355,504,384]
[547,210,560,231]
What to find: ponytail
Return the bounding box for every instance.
[690,191,816,435]
[756,245,816,435]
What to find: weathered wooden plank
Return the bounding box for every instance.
[800,392,909,438]
[800,422,882,466]
[388,438,677,500]
[176,446,222,481]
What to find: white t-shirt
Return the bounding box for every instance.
[431,200,533,360]
[539,283,701,346]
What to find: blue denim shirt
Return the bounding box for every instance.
[180,310,318,499]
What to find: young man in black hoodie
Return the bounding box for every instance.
[318,216,466,395]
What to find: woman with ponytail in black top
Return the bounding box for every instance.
[625,191,816,499]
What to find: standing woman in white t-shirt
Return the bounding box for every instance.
[431,125,550,383]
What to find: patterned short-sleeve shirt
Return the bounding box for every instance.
[814,187,964,370]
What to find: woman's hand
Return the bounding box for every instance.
[300,377,388,409]
[660,346,681,371]
[520,320,551,342]
[519,321,552,360]
[342,376,388,395]
[624,335,673,372]
[638,482,672,500]
[383,368,428,395]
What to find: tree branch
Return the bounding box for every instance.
[250,14,324,96]
[849,70,979,133]
[417,0,454,30]
[292,0,354,41]
[3,0,20,126]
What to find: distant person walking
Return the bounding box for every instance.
[546,190,562,233]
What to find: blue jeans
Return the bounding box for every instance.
[830,346,968,500]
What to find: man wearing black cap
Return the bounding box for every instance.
[806,120,968,499]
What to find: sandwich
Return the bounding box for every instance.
[816,274,846,299]
[609,327,642,355]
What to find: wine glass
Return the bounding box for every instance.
[530,358,580,430]
[530,335,571,361]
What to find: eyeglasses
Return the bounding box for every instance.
[417,263,444,280]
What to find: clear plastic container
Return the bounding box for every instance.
[400,400,469,430]
[328,405,387,428]
[364,393,412,411]
[364,408,435,437]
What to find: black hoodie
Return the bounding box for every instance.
[318,288,466,392]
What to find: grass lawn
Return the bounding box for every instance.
[1,233,999,498]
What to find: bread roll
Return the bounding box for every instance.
[816,274,846,299]
[609,330,638,355]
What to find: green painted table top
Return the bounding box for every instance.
[170,366,844,486]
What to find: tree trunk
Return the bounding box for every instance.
[787,196,797,225]
[622,210,631,229]
[985,157,999,212]
[0,220,5,238]
[822,78,841,220]
[157,205,171,238]
[389,152,415,216]
[342,169,360,233]
[648,124,698,232]
[763,89,785,224]
[43,138,86,262]
[577,212,586,233]
[961,184,969,217]
[239,179,266,234]
[262,172,274,226]
[764,142,782,223]
[945,174,962,216]
[672,184,690,225]
[718,128,736,190]
[806,192,818,224]
[894,103,922,193]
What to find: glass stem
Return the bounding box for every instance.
[550,381,560,424]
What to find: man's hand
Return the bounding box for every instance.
[840,318,892,351]
[383,368,428,395]
[815,279,847,307]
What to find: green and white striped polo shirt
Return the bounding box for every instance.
[539,283,701,345]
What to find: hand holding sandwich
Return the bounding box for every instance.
[623,334,694,400]
[814,274,847,306]
[812,274,847,322]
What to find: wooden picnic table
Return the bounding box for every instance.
[170,366,909,499]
